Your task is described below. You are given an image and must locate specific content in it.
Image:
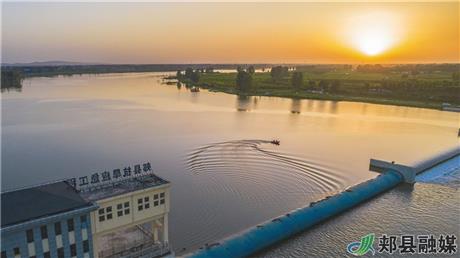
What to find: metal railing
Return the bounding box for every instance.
[99,241,170,258]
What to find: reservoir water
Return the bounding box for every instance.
[2,72,459,255]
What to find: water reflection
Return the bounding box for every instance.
[329,101,338,114]
[252,97,259,109]
[236,95,252,112]
[360,103,368,115]
[1,71,23,93]
[290,99,301,114]
[1,85,22,93]
[1,81,23,93]
[306,99,314,112]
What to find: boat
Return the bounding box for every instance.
[270,140,280,145]
[191,87,200,92]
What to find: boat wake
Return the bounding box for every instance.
[185,139,348,197]
[179,139,350,250]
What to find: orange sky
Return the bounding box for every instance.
[2,2,459,64]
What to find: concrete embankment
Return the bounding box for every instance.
[187,147,459,258]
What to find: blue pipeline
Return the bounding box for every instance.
[188,170,403,258]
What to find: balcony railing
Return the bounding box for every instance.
[99,241,170,258]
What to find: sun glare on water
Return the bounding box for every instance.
[345,11,403,57]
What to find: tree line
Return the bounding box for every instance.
[1,70,23,91]
[175,64,459,104]
[237,65,342,93]
[176,67,215,83]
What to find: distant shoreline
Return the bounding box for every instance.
[2,64,459,111]
[169,68,460,111]
[176,80,443,110]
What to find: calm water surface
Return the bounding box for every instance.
[2,72,459,255]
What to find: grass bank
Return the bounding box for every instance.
[172,70,459,110]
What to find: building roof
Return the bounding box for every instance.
[1,181,94,228]
[79,174,169,202]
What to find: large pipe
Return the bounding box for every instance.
[187,171,403,258]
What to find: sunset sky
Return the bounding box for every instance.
[2,2,459,64]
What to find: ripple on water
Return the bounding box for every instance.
[182,139,350,246]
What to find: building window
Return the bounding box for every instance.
[40,226,48,239]
[99,207,113,221]
[67,219,74,232]
[13,247,20,256]
[106,206,113,220]
[80,215,87,224]
[124,202,130,214]
[55,222,62,235]
[83,240,89,253]
[160,192,165,204]
[160,193,165,205]
[43,252,50,258]
[154,192,166,206]
[145,197,150,209]
[138,197,149,211]
[26,229,34,243]
[57,248,64,258]
[117,202,130,217]
[117,203,123,217]
[98,208,105,222]
[70,244,76,257]
[137,198,143,211]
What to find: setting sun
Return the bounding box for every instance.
[356,30,393,56]
[345,11,403,57]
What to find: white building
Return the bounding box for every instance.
[79,174,171,258]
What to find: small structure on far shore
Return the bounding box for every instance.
[441,103,460,112]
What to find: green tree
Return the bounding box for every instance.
[236,69,253,92]
[453,71,460,81]
[270,66,289,81]
[291,72,303,89]
[364,82,370,91]
[308,80,316,90]
[319,80,329,92]
[330,80,341,93]
[191,70,201,83]
[185,68,194,79]
[247,66,255,75]
[176,70,182,79]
